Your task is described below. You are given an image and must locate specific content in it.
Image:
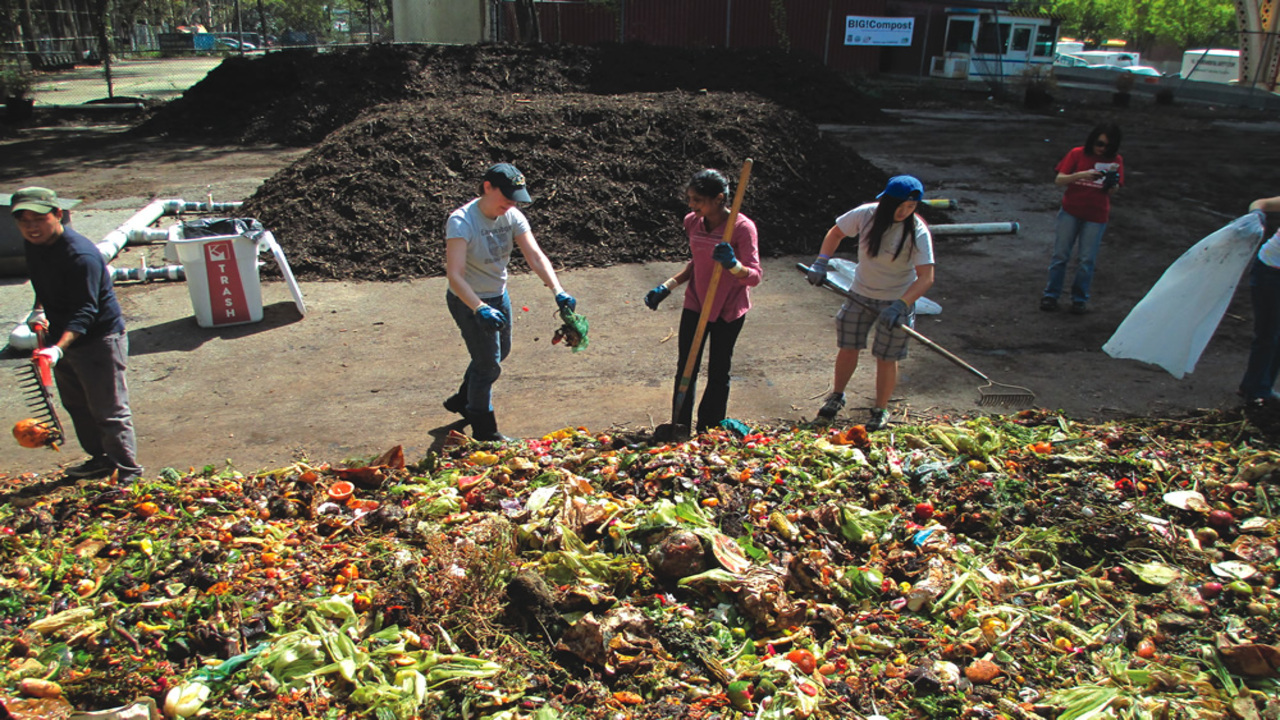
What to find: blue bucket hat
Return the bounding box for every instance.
[877,175,924,201]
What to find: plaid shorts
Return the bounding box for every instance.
[834,293,913,360]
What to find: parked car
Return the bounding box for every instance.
[215,36,257,51]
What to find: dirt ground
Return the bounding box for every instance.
[3,72,1280,477]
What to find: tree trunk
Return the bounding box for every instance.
[91,0,111,96]
[514,0,539,43]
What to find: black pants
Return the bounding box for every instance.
[673,308,745,432]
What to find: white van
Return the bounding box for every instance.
[1180,49,1240,84]
[1068,50,1141,67]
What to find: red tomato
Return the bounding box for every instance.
[786,648,817,674]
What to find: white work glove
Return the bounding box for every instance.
[33,346,62,367]
[26,310,47,333]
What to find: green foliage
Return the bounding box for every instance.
[1015,0,1236,50]
[0,65,34,99]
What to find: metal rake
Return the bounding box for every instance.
[795,263,1037,408]
[15,358,65,449]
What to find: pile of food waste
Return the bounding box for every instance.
[0,409,1277,720]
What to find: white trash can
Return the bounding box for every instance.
[170,224,266,328]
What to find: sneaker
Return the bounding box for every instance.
[1070,301,1088,315]
[64,456,115,479]
[817,392,846,420]
[1039,296,1058,312]
[866,407,891,431]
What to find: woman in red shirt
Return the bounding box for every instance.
[1041,124,1124,314]
[643,169,762,432]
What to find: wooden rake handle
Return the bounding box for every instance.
[674,159,754,410]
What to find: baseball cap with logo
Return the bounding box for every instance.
[9,186,61,216]
[876,175,925,202]
[484,163,532,203]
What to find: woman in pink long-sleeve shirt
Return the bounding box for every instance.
[643,169,762,432]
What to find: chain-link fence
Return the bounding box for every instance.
[1,0,391,105]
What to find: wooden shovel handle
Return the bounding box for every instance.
[675,159,754,402]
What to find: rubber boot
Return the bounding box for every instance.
[470,410,514,443]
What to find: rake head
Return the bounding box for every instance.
[14,362,65,448]
[977,381,1037,408]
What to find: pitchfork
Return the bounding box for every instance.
[796,263,1036,408]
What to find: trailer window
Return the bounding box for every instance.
[976,21,1010,54]
[1035,26,1055,56]
[945,19,974,53]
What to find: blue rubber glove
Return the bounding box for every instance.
[644,285,671,310]
[806,257,829,286]
[555,292,576,313]
[712,242,737,269]
[877,299,911,331]
[475,304,507,330]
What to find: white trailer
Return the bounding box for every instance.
[1180,49,1241,84]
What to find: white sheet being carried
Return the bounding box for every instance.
[1102,212,1265,378]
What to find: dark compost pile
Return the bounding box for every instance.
[138,43,889,147]
[138,43,921,282]
[242,91,927,281]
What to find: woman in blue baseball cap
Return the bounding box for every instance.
[805,175,935,431]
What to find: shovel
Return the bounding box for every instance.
[653,158,754,441]
[796,263,1036,408]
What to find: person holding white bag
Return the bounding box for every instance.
[1239,196,1280,404]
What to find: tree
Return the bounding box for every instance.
[1015,0,1235,49]
[1143,0,1235,48]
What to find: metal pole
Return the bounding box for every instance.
[234,0,243,53]
[918,13,931,77]
[823,0,832,66]
[725,0,732,48]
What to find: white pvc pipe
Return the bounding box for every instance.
[7,198,244,349]
[95,199,178,264]
[94,199,245,262]
[930,222,1020,236]
[110,264,185,283]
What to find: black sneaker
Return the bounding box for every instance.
[817,392,845,420]
[867,407,891,431]
[1039,296,1058,312]
[64,457,115,479]
[1070,301,1088,315]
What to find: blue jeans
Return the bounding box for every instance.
[1044,209,1107,303]
[1239,261,1280,401]
[446,290,512,415]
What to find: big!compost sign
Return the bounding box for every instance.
[844,16,914,46]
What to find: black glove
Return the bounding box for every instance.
[645,285,671,310]
[1101,170,1119,190]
